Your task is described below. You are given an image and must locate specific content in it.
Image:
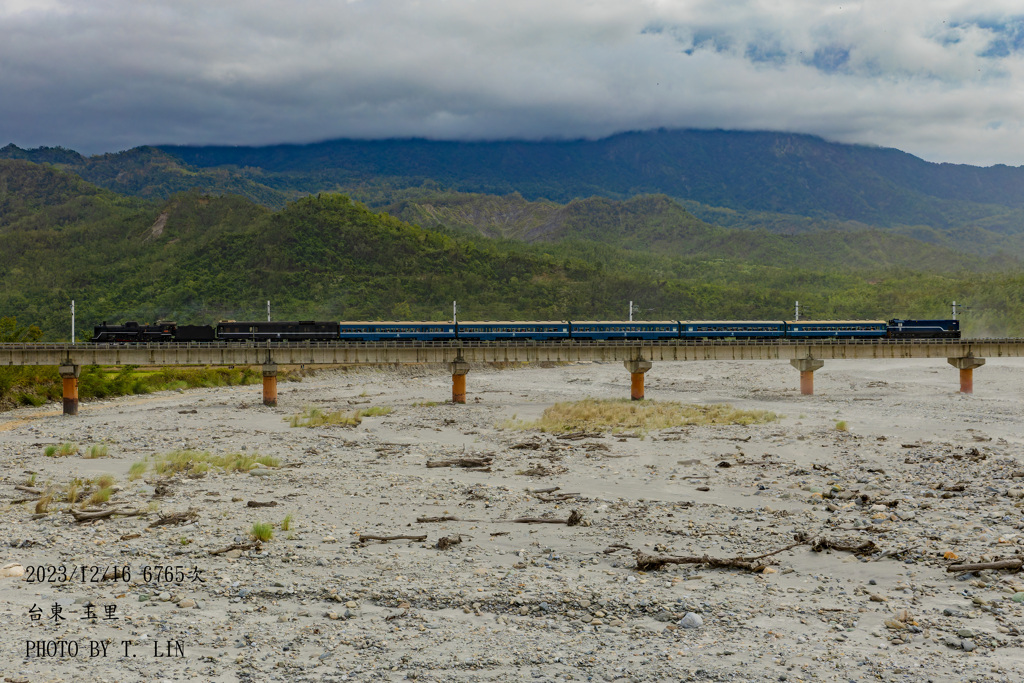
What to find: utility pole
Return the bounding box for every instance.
[629,301,633,322]
[267,300,271,322]
[795,301,799,321]
[71,300,75,344]
[952,300,957,321]
[453,300,458,323]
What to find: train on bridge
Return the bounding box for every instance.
[89,318,960,343]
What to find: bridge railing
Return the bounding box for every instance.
[0,337,1011,351]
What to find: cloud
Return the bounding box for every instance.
[1,0,1023,165]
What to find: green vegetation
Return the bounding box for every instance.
[835,420,849,432]
[127,461,147,481]
[86,486,113,506]
[287,405,392,428]
[134,450,281,478]
[0,344,265,411]
[44,442,78,457]
[35,489,53,514]
[506,398,779,434]
[250,522,274,542]
[280,514,293,532]
[85,444,109,459]
[4,142,1024,357]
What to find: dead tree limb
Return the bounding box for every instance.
[246,500,278,508]
[148,508,199,528]
[426,457,494,468]
[210,541,262,555]
[69,508,147,523]
[946,559,1023,573]
[635,541,804,573]
[509,509,586,526]
[359,534,427,543]
[415,516,481,523]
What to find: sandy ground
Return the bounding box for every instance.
[1,358,1023,683]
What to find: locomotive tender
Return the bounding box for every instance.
[90,318,960,343]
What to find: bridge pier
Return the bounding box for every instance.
[624,360,653,400]
[790,358,824,395]
[947,356,985,394]
[59,364,80,415]
[449,357,470,404]
[262,363,278,406]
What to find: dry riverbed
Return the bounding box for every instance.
[1,359,1024,682]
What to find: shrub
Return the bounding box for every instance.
[250,522,274,542]
[506,398,779,433]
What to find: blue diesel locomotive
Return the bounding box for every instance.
[90,318,960,343]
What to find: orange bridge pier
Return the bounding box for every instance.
[2,339,1017,414]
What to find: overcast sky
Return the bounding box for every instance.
[2,0,1024,165]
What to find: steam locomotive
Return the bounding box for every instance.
[89,318,960,343]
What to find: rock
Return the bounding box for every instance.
[678,612,703,629]
[177,598,196,608]
[961,639,977,652]
[957,629,974,638]
[159,592,171,602]
[0,563,24,578]
[224,549,243,559]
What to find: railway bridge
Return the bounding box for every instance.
[1,338,1020,415]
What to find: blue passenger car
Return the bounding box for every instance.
[785,320,887,339]
[681,320,785,339]
[569,321,679,340]
[887,319,960,339]
[456,321,569,341]
[338,322,456,341]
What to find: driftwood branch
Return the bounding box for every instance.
[14,485,44,494]
[68,508,147,523]
[947,559,1023,573]
[635,533,882,573]
[426,457,493,469]
[509,509,585,526]
[359,534,427,543]
[148,508,199,528]
[415,516,481,523]
[246,500,278,508]
[210,541,262,555]
[537,492,581,502]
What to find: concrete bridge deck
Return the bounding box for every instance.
[1,339,1016,413]
[1,338,1020,366]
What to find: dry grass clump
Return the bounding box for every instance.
[250,522,274,542]
[84,445,109,459]
[87,487,114,506]
[287,405,392,428]
[140,450,280,477]
[507,398,779,434]
[835,420,849,432]
[44,442,78,457]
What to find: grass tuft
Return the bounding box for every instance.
[87,486,113,506]
[287,405,391,428]
[44,442,78,457]
[85,444,109,459]
[835,420,849,432]
[505,398,779,434]
[128,461,148,480]
[280,514,294,532]
[250,522,274,542]
[148,449,280,476]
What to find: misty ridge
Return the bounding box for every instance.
[3,127,1024,340]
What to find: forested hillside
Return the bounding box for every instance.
[7,129,1024,258]
[3,158,1024,340]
